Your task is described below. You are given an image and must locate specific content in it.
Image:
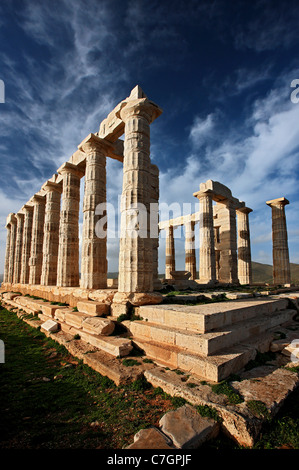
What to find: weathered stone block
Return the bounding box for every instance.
[76,300,109,316]
[82,317,115,336]
[41,320,59,333]
[159,404,219,449]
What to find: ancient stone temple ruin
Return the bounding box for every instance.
[1,86,298,448]
[159,180,253,286]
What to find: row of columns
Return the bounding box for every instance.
[3,93,162,294]
[164,193,253,285]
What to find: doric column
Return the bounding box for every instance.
[7,214,17,283]
[218,200,239,284]
[237,207,252,285]
[13,213,25,284]
[20,204,34,284]
[40,181,62,286]
[165,225,176,279]
[150,163,160,286]
[197,193,216,283]
[3,214,15,284]
[117,97,162,293]
[79,134,109,289]
[185,220,196,280]
[57,162,84,287]
[266,197,291,285]
[29,194,46,285]
[3,224,11,284]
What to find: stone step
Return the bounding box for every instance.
[126,308,296,357]
[60,322,133,357]
[137,298,289,333]
[132,334,265,382]
[76,300,109,316]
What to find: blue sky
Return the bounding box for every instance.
[0,0,299,275]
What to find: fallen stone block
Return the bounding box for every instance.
[126,427,174,449]
[65,311,90,328]
[42,304,69,318]
[41,320,59,333]
[77,300,109,316]
[2,292,20,300]
[82,317,115,336]
[159,404,219,449]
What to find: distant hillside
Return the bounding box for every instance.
[252,262,299,284]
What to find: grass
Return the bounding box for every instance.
[0,305,178,449]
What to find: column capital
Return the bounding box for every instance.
[30,193,46,205]
[21,203,34,213]
[57,161,85,178]
[193,189,215,200]
[78,132,113,155]
[15,212,25,221]
[266,197,289,208]
[237,206,253,215]
[118,98,162,124]
[6,212,16,227]
[41,180,62,194]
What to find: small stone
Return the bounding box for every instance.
[126,427,173,449]
[159,404,219,449]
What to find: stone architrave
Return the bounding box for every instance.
[185,220,196,280]
[79,134,110,290]
[165,225,176,279]
[57,162,84,287]
[266,197,291,286]
[237,207,252,285]
[40,181,62,286]
[29,194,46,285]
[13,213,25,284]
[20,204,34,284]
[197,192,216,284]
[117,95,162,293]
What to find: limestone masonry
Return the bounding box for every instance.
[1,86,298,449]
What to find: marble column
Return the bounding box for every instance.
[117,97,162,293]
[29,194,46,285]
[3,224,11,284]
[217,200,239,284]
[185,220,196,280]
[237,207,252,285]
[3,214,15,283]
[150,163,160,287]
[20,204,34,284]
[198,193,216,283]
[79,134,108,289]
[165,225,175,279]
[41,181,62,286]
[13,213,25,284]
[266,197,291,285]
[7,214,17,283]
[57,162,84,287]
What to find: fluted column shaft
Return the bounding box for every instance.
[41,182,62,286]
[218,200,239,284]
[29,195,46,285]
[3,224,11,283]
[80,136,108,289]
[7,215,17,283]
[237,208,252,285]
[150,163,160,285]
[13,213,25,284]
[57,162,83,287]
[165,225,175,279]
[267,197,291,285]
[198,194,216,283]
[185,220,196,280]
[118,99,161,293]
[20,205,34,284]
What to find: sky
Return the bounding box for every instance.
[0,0,299,276]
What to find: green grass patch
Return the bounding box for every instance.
[210,381,243,405]
[0,305,177,449]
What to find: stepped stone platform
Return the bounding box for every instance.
[125,296,298,382]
